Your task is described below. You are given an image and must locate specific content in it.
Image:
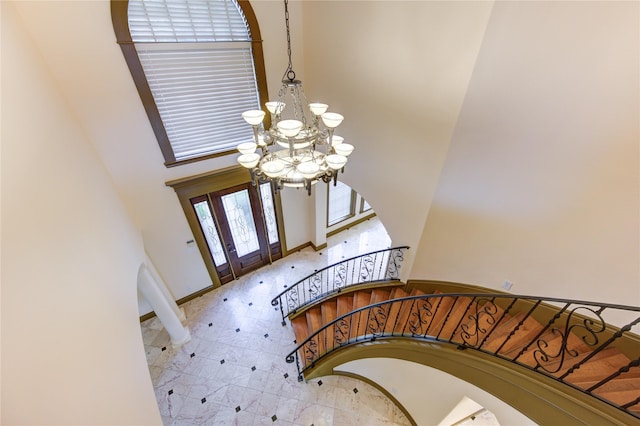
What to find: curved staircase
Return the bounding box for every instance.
[284,283,640,422]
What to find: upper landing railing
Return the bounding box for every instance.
[271,246,409,323]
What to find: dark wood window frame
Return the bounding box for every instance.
[111,0,269,167]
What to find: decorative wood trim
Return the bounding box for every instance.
[111,0,176,164]
[305,339,635,426]
[311,241,327,252]
[139,285,216,322]
[286,241,313,254]
[327,213,376,238]
[111,0,270,167]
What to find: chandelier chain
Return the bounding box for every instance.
[283,0,296,82]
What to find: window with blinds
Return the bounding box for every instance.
[327,181,356,227]
[112,0,265,166]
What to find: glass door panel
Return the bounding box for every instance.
[220,190,260,257]
[190,195,234,284]
[260,183,279,244]
[259,183,282,260]
[193,200,227,266]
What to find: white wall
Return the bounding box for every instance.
[301,1,495,277]
[412,1,640,308]
[337,358,534,426]
[10,1,310,311]
[1,2,161,423]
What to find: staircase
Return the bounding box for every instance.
[286,284,640,420]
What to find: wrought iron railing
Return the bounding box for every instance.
[286,293,640,418]
[270,246,409,323]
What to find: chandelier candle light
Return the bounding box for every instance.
[237,0,354,195]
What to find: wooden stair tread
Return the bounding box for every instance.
[480,312,530,352]
[389,287,410,299]
[353,290,373,309]
[334,294,354,346]
[420,296,455,337]
[370,288,392,304]
[321,301,338,355]
[591,388,640,410]
[409,287,426,296]
[305,306,325,357]
[486,315,546,357]
[306,307,323,333]
[336,294,354,316]
[390,295,422,335]
[321,301,338,324]
[574,366,640,388]
[289,282,640,415]
[449,299,506,346]
[562,348,633,383]
[351,290,372,339]
[434,296,474,339]
[291,316,310,344]
[578,376,640,393]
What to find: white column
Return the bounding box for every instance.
[144,256,186,322]
[137,264,190,347]
[312,182,328,249]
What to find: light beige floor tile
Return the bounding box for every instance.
[142,217,411,425]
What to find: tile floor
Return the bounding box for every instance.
[141,217,412,425]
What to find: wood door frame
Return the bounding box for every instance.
[166,165,287,288]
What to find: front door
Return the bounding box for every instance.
[190,182,281,283]
[210,183,269,276]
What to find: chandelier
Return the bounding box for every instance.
[236,0,354,195]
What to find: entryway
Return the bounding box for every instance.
[167,167,285,288]
[190,182,282,284]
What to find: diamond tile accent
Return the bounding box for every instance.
[138,218,406,425]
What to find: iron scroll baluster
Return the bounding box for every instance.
[270,246,409,321]
[283,293,640,419]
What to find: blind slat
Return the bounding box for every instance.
[128,0,260,161]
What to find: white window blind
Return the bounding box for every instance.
[128,0,260,161]
[328,181,355,226]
